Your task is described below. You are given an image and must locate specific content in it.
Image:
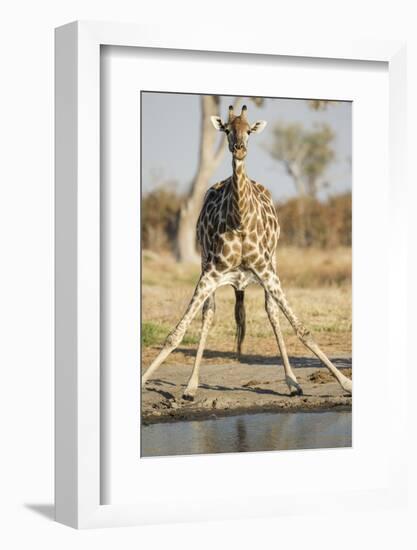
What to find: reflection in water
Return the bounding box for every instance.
[141,411,352,457]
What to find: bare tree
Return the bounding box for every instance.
[176,96,238,262]
[267,122,335,245]
[268,122,335,198]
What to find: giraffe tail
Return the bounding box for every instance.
[234,290,246,360]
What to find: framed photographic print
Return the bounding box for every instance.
[55,21,407,528]
[139,90,353,458]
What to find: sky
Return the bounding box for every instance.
[141,92,352,202]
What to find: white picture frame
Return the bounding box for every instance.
[55,21,407,529]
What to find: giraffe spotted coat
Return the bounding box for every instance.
[197,160,280,290]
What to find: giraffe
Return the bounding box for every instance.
[142,105,352,399]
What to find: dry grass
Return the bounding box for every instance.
[141,246,352,367]
[276,246,351,287]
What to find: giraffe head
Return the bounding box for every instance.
[211,105,267,160]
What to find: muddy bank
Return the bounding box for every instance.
[141,357,352,424]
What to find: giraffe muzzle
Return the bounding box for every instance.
[233,143,247,159]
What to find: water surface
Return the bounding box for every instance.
[141,410,352,457]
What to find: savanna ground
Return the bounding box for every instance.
[141,246,352,421]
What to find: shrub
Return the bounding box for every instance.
[141,188,182,252]
[276,193,351,248]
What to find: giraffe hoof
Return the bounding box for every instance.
[182,393,195,402]
[342,378,352,395]
[290,386,303,397]
[286,377,303,397]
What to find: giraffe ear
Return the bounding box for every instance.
[250,120,267,134]
[210,116,225,131]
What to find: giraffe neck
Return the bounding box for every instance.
[231,157,251,227]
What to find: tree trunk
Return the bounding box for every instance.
[176,168,213,263]
[176,95,229,263]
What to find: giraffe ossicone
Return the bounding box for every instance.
[142,105,352,399]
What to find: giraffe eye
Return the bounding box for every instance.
[225,129,230,135]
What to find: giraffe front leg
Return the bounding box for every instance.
[182,295,215,401]
[264,291,303,396]
[142,272,218,387]
[257,269,352,395]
